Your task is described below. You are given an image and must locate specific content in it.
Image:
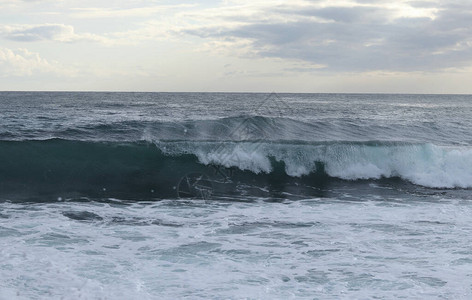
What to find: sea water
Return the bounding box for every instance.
[0,92,471,299]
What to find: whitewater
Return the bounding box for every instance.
[1,92,471,299]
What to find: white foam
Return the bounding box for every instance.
[2,198,472,299]
[196,144,272,174]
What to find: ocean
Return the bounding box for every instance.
[0,92,471,299]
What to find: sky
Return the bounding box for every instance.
[0,0,472,93]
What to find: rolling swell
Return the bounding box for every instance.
[0,139,471,201]
[3,114,469,146]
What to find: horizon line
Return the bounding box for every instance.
[1,90,472,96]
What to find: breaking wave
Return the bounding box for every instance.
[158,140,472,189]
[0,138,471,201]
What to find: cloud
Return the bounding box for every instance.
[0,22,172,46]
[69,4,196,18]
[0,46,150,79]
[2,0,471,74]
[0,23,109,43]
[0,47,73,77]
[170,0,472,72]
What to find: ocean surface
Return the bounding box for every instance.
[1,92,471,299]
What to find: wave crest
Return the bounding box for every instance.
[158,141,472,188]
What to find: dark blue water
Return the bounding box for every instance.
[1,92,471,299]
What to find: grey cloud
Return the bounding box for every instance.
[297,6,389,23]
[432,8,472,31]
[0,23,108,43]
[184,2,472,72]
[351,0,394,4]
[4,24,70,41]
[408,1,439,9]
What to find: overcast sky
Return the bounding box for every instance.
[1,0,471,93]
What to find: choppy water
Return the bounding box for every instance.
[1,92,472,299]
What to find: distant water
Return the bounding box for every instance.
[1,92,471,299]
